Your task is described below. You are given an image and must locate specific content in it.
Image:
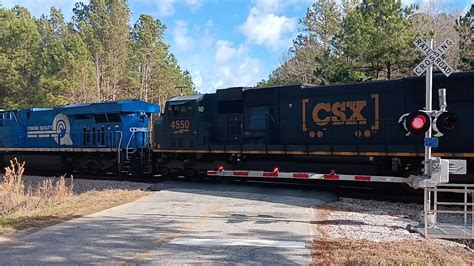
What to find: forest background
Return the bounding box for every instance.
[0,0,472,109]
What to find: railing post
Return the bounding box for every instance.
[434,187,438,224]
[465,186,468,226]
[424,188,428,237]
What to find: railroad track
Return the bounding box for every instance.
[23,170,425,203]
[103,175,423,203]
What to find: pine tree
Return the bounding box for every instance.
[36,7,95,106]
[456,4,473,70]
[131,15,167,101]
[1,2,194,108]
[73,0,131,101]
[340,0,416,79]
[0,6,41,108]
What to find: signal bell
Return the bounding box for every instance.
[398,111,431,136]
[432,112,457,137]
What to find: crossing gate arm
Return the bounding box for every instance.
[207,168,413,184]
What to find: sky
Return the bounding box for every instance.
[2,0,472,94]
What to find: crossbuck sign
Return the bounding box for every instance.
[413,38,454,77]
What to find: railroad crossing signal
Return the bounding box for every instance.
[398,111,430,136]
[432,112,457,137]
[412,38,455,176]
[398,110,457,137]
[413,38,454,77]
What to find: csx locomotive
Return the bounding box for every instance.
[0,71,473,182]
[153,71,474,181]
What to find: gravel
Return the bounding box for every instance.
[317,197,472,248]
[1,175,152,194]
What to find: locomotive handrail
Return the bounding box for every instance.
[126,131,135,161]
[116,130,123,165]
[10,111,19,125]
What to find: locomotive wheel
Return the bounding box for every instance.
[159,166,177,179]
[184,168,200,182]
[159,166,170,177]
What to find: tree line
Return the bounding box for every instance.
[0,0,195,110]
[258,0,473,87]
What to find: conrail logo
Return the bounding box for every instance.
[27,113,73,145]
[302,94,380,139]
[130,127,148,133]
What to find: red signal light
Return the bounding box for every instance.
[398,111,431,135]
[411,114,427,130]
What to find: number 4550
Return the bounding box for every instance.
[171,120,190,130]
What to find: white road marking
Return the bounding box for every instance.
[169,238,306,248]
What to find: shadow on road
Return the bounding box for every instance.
[149,180,337,207]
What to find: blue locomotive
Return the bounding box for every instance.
[0,100,160,175]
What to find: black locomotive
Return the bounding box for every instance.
[153,71,474,181]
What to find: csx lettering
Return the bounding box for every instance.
[312,101,367,126]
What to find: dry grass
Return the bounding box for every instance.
[313,238,474,265]
[0,159,149,235]
[0,159,73,218]
[312,203,474,265]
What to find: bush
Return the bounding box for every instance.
[0,158,73,217]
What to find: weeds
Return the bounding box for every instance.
[0,158,73,217]
[0,159,148,235]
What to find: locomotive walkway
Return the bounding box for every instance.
[0,181,336,264]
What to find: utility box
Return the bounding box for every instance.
[412,157,449,188]
[430,157,450,184]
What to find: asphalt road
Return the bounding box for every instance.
[0,181,336,264]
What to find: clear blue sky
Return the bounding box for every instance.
[2,0,472,93]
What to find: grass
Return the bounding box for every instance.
[313,238,474,265]
[312,203,474,265]
[0,159,149,235]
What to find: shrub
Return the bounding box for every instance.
[0,158,74,217]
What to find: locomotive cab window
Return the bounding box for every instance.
[169,102,195,116]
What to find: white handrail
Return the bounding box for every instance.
[126,131,135,161]
[116,131,123,166]
[423,185,474,239]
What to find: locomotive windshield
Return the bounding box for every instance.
[170,104,193,116]
[167,95,203,117]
